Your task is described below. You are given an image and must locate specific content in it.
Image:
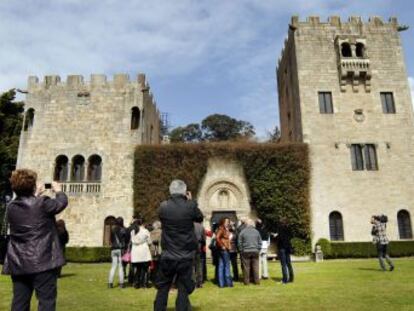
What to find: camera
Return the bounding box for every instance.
[44,183,52,189]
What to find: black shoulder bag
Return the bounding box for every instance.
[0,205,10,265]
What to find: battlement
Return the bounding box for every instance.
[289,15,403,30]
[27,73,150,91]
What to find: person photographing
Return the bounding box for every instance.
[2,169,68,311]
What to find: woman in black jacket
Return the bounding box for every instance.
[2,169,68,311]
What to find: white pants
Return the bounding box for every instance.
[259,249,269,278]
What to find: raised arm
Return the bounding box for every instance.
[43,192,68,215]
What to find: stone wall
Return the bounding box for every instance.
[277,16,414,244]
[17,73,161,246]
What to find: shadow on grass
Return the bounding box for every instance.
[167,308,201,311]
[59,273,76,278]
[357,268,382,272]
[271,277,283,282]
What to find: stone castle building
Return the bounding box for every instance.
[14,16,414,248]
[16,73,161,246]
[277,16,414,243]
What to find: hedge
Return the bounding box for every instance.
[317,240,414,259]
[65,247,111,263]
[134,142,311,240]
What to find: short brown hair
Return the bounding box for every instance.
[10,169,37,197]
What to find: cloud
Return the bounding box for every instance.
[0,0,407,137]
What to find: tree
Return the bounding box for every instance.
[267,126,281,143]
[169,123,203,143]
[201,114,255,141]
[0,89,24,229]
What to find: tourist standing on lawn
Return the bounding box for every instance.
[256,219,270,279]
[229,223,239,281]
[150,220,162,283]
[108,217,127,288]
[154,180,203,311]
[2,169,68,311]
[56,219,69,278]
[194,221,206,287]
[131,219,152,288]
[276,217,294,284]
[238,218,262,285]
[371,215,394,271]
[216,217,233,288]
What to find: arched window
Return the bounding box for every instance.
[356,43,365,58]
[24,108,35,131]
[54,155,69,182]
[71,155,85,182]
[103,216,116,246]
[150,125,154,143]
[341,43,352,57]
[398,210,413,239]
[329,211,344,241]
[87,154,102,182]
[131,107,140,130]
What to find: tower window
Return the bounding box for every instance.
[380,92,396,114]
[398,210,413,239]
[341,42,352,57]
[54,155,69,182]
[329,211,344,241]
[350,144,378,171]
[71,155,85,182]
[24,108,35,131]
[318,92,333,114]
[131,107,141,130]
[87,154,102,182]
[355,43,365,57]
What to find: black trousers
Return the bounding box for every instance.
[278,248,294,283]
[154,258,195,311]
[132,262,149,288]
[11,268,58,311]
[229,252,239,281]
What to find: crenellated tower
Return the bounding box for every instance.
[277,16,414,244]
[17,73,161,246]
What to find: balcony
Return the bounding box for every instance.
[61,182,101,195]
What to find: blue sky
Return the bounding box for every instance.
[0,0,413,138]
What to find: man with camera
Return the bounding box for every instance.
[371,215,394,271]
[154,179,203,311]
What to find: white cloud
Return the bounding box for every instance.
[0,0,403,137]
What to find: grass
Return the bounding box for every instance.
[1,258,414,310]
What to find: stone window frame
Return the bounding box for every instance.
[87,154,103,182]
[380,92,396,114]
[329,211,344,241]
[397,210,413,240]
[71,154,86,182]
[23,108,35,131]
[318,91,334,114]
[131,106,141,130]
[350,144,378,171]
[53,155,69,182]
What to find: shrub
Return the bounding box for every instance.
[65,247,111,263]
[316,238,332,256]
[134,142,310,239]
[325,241,414,259]
[291,238,312,256]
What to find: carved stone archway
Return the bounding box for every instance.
[197,158,252,228]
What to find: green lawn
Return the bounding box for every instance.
[1,258,414,310]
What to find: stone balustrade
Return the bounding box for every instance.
[61,182,101,194]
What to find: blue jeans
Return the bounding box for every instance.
[218,250,233,287]
[278,248,294,283]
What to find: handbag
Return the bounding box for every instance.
[122,242,132,263]
[0,205,9,265]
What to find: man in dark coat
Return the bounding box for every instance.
[154,179,203,311]
[276,217,294,284]
[2,169,68,311]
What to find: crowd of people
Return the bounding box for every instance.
[0,170,395,311]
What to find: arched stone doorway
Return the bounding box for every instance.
[198,158,252,229]
[103,216,116,246]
